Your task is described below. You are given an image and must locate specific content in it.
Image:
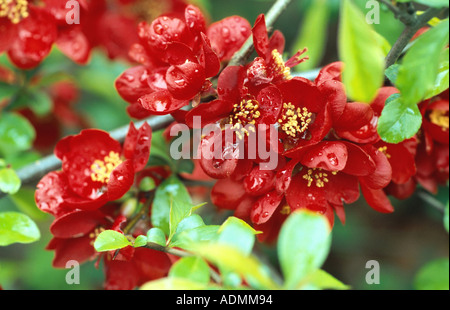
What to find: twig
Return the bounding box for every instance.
[228,0,293,66]
[385,7,448,68]
[376,0,416,25]
[417,190,446,214]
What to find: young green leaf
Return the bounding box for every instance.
[217,216,260,255]
[277,210,332,290]
[414,258,449,290]
[0,112,35,157]
[146,227,167,247]
[396,19,449,105]
[302,269,350,290]
[0,167,21,194]
[0,212,41,246]
[169,256,211,285]
[424,48,449,100]
[169,225,220,249]
[377,94,422,143]
[133,235,148,248]
[93,230,131,252]
[338,0,385,103]
[140,277,208,290]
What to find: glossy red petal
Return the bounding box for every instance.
[315,62,343,85]
[286,173,328,212]
[115,66,154,103]
[256,85,283,125]
[252,14,270,59]
[56,25,91,64]
[107,160,136,201]
[185,99,233,128]
[361,184,394,213]
[251,191,284,225]
[35,171,71,217]
[7,8,58,69]
[340,142,376,176]
[166,61,205,100]
[199,33,220,78]
[103,259,140,290]
[376,141,416,185]
[300,141,348,171]
[0,19,17,53]
[323,172,360,205]
[217,65,246,103]
[184,5,206,37]
[334,101,374,131]
[123,122,152,171]
[243,166,276,196]
[359,144,392,189]
[207,16,251,61]
[49,236,97,268]
[139,90,189,115]
[50,210,105,239]
[133,248,172,283]
[211,178,247,210]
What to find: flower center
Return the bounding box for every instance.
[378,146,391,159]
[302,168,337,188]
[228,99,261,140]
[0,0,29,24]
[90,151,123,184]
[278,103,313,138]
[270,49,292,80]
[429,109,449,130]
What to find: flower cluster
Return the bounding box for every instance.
[34,123,176,289]
[116,9,449,242]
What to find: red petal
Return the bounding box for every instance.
[56,25,91,64]
[315,62,343,85]
[50,210,105,239]
[256,85,283,125]
[251,191,284,225]
[334,101,374,131]
[7,8,57,69]
[0,19,17,53]
[323,172,360,205]
[184,5,206,37]
[107,160,136,201]
[48,236,97,268]
[361,184,394,213]
[139,90,189,115]
[243,166,276,196]
[359,144,392,189]
[123,122,152,171]
[166,62,205,100]
[185,99,233,128]
[300,141,348,171]
[199,33,220,78]
[376,141,416,184]
[211,178,247,210]
[341,142,376,176]
[207,16,251,61]
[286,174,328,212]
[133,248,172,283]
[35,171,71,217]
[115,66,153,103]
[217,65,245,103]
[252,14,270,59]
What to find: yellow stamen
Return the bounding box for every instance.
[378,146,391,159]
[228,99,261,140]
[280,205,291,215]
[0,0,29,24]
[278,103,312,138]
[303,168,335,188]
[271,49,292,80]
[90,151,123,184]
[429,109,449,130]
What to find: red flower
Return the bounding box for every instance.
[1,1,91,69]
[247,14,308,86]
[35,122,152,215]
[46,203,172,290]
[115,5,220,118]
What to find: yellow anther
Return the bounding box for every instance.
[429,109,449,130]
[378,146,391,159]
[302,168,335,188]
[270,49,292,80]
[228,99,261,140]
[0,0,29,24]
[90,151,123,184]
[278,103,312,138]
[280,205,291,215]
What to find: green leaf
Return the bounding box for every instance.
[139,176,156,192]
[424,48,449,100]
[27,89,53,116]
[93,230,131,252]
[169,256,211,285]
[0,112,35,157]
[190,243,279,290]
[217,217,260,255]
[0,83,18,102]
[151,175,198,242]
[175,214,205,234]
[169,225,220,249]
[140,277,208,290]
[146,227,167,247]
[377,94,422,143]
[396,0,449,8]
[0,167,21,194]
[133,235,148,248]
[278,210,332,289]
[303,269,350,290]
[148,130,176,170]
[414,258,449,290]
[292,0,330,71]
[385,64,400,85]
[338,0,385,103]
[396,19,449,104]
[0,212,40,246]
